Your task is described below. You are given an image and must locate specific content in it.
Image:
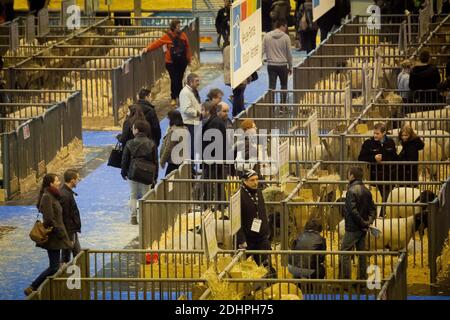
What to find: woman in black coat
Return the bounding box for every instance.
[24,174,73,296]
[398,125,424,183]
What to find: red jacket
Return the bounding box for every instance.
[146,30,192,64]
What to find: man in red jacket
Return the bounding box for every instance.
[143,19,192,107]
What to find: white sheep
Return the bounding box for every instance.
[337,215,415,251]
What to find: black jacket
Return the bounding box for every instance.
[202,114,227,162]
[358,136,398,181]
[409,64,441,91]
[344,180,377,232]
[399,137,424,182]
[137,99,161,146]
[121,133,158,179]
[215,6,230,35]
[237,185,270,245]
[289,230,326,277]
[118,118,135,146]
[59,184,81,234]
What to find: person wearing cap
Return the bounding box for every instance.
[237,169,272,266]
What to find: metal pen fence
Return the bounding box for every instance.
[5,17,200,127]
[27,249,407,300]
[428,178,450,284]
[0,90,82,200]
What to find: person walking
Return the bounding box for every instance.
[263,19,293,103]
[117,104,148,146]
[358,122,398,201]
[160,110,189,176]
[223,42,247,117]
[269,0,291,30]
[121,120,158,225]
[215,0,231,47]
[288,219,327,279]
[398,125,425,183]
[60,169,82,263]
[179,73,202,163]
[202,101,227,206]
[340,167,376,280]
[237,169,272,267]
[143,19,192,107]
[295,0,318,54]
[24,174,72,296]
[136,88,161,147]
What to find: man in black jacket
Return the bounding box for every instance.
[202,101,227,207]
[237,169,272,266]
[340,167,376,280]
[121,120,158,225]
[409,49,441,104]
[136,88,161,147]
[215,0,231,47]
[358,122,398,201]
[288,219,326,279]
[60,169,82,263]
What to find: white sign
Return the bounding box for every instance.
[230,189,241,236]
[230,0,262,89]
[203,210,219,260]
[278,140,289,181]
[61,0,75,27]
[122,60,130,75]
[312,0,335,22]
[23,124,31,140]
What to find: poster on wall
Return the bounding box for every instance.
[312,0,335,22]
[230,0,262,89]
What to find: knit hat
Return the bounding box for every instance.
[242,169,258,180]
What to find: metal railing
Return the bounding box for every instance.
[428,178,450,284]
[5,16,200,127]
[27,249,407,300]
[0,90,82,200]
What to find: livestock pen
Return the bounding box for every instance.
[5,16,200,127]
[0,13,109,64]
[27,249,407,300]
[0,89,82,200]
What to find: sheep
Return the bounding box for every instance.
[337,215,415,251]
[405,106,450,132]
[385,188,437,237]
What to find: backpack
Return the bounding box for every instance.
[128,141,157,185]
[167,32,187,65]
[128,158,157,185]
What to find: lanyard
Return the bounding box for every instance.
[241,186,259,219]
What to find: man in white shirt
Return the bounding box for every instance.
[179,73,201,161]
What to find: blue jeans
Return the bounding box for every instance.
[31,249,61,290]
[128,180,150,218]
[340,230,367,280]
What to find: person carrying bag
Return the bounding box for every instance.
[121,120,158,225]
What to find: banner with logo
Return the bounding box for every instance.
[230,0,262,89]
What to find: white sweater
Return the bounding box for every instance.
[179,85,201,125]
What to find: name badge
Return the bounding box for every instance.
[251,218,262,233]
